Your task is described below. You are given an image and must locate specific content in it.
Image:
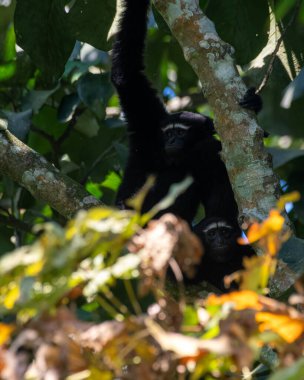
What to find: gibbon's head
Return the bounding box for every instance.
[160,112,215,162]
[194,217,240,263]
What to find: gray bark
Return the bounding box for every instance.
[0,129,101,219]
[153,0,286,227]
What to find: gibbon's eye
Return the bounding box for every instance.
[178,129,186,137]
[221,228,232,238]
[164,130,172,138]
[207,229,216,239]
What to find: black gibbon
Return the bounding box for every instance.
[191,217,255,291]
[111,0,260,289]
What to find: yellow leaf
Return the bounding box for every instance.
[276,191,300,212]
[0,323,15,345]
[25,260,44,276]
[267,210,285,232]
[256,312,304,343]
[245,210,285,245]
[239,255,277,293]
[4,283,20,310]
[127,176,155,213]
[88,367,112,380]
[206,290,262,311]
[242,223,262,244]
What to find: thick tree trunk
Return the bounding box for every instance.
[153,0,295,294]
[153,0,286,227]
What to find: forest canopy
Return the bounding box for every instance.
[1,0,304,379]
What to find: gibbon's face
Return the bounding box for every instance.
[196,219,239,263]
[160,111,215,164]
[161,123,205,165]
[161,123,189,157]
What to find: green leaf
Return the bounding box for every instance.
[3,22,16,61]
[14,0,75,84]
[57,93,80,123]
[74,110,99,137]
[22,87,58,113]
[281,67,304,108]
[0,62,15,81]
[32,106,66,139]
[101,171,121,192]
[77,73,114,107]
[67,0,116,51]
[0,23,16,80]
[152,6,171,35]
[273,0,298,21]
[86,182,103,198]
[268,148,304,169]
[113,142,128,169]
[1,109,32,140]
[268,357,304,380]
[205,0,270,65]
[61,121,124,181]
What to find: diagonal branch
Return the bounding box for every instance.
[0,129,101,219]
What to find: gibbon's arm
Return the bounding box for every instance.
[111,0,167,132]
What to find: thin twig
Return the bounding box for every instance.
[56,108,84,146]
[168,258,186,310]
[124,279,142,315]
[95,294,124,320]
[257,0,302,93]
[104,288,130,316]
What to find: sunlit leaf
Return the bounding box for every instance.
[88,367,113,380]
[126,176,155,214]
[25,260,44,276]
[0,323,15,345]
[147,176,193,219]
[0,62,15,80]
[277,191,300,212]
[206,290,263,311]
[4,282,20,309]
[256,312,304,343]
[246,210,285,244]
[239,209,288,256]
[239,255,277,293]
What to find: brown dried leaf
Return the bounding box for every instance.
[5,308,91,380]
[129,214,202,294]
[146,318,232,359]
[148,297,183,332]
[219,310,257,369]
[72,320,127,352]
[73,317,176,379]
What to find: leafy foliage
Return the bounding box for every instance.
[204,0,270,65]
[1,0,304,378]
[0,193,303,379]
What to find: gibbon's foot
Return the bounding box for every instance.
[239,87,269,136]
[239,87,262,114]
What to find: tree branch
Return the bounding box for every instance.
[154,0,288,227]
[0,129,101,219]
[153,0,295,294]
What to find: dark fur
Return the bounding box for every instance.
[191,217,255,291]
[111,0,245,223]
[111,0,259,289]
